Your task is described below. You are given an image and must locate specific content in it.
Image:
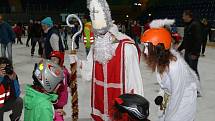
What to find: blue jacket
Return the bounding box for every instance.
[0,21,15,44]
[0,75,20,108]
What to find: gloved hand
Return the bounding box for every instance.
[55,109,66,116]
[154,96,163,105]
[68,54,78,64]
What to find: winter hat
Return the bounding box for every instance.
[41,17,53,27]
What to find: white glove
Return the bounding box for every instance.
[69,54,78,64]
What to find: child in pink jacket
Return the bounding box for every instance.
[50,51,70,121]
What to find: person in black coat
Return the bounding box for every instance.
[201,18,210,56]
[178,10,203,80]
[31,20,43,57]
[26,20,33,47]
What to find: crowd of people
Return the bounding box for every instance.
[0,0,212,120]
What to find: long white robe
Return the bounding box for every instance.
[81,43,144,96]
[156,50,199,121]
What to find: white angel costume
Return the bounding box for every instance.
[156,50,199,121]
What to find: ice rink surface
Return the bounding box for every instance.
[3,38,215,121]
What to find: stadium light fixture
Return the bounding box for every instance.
[134,2,142,6]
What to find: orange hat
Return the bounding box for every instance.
[141,28,172,49]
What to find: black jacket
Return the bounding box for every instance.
[44,27,64,59]
[178,20,203,55]
[31,23,43,38]
[202,23,210,42]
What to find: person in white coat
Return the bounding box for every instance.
[140,19,199,121]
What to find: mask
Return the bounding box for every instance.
[87,0,113,35]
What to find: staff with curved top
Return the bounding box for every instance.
[66,14,83,121]
[66,14,83,51]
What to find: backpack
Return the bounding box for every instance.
[12,76,21,98]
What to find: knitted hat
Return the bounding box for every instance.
[41,17,53,27]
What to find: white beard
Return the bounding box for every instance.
[94,33,116,65]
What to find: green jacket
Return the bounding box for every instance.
[84,22,92,49]
[24,85,58,121]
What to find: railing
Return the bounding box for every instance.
[2,12,61,25]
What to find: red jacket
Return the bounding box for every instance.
[0,84,10,108]
[13,26,22,36]
[132,25,141,37]
[54,68,69,109]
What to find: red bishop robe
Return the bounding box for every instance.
[91,39,140,121]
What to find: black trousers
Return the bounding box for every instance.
[16,36,23,44]
[201,39,207,54]
[26,35,31,46]
[184,52,200,79]
[31,37,43,56]
[0,97,23,121]
[63,39,68,50]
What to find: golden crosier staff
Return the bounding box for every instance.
[66,14,83,121]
